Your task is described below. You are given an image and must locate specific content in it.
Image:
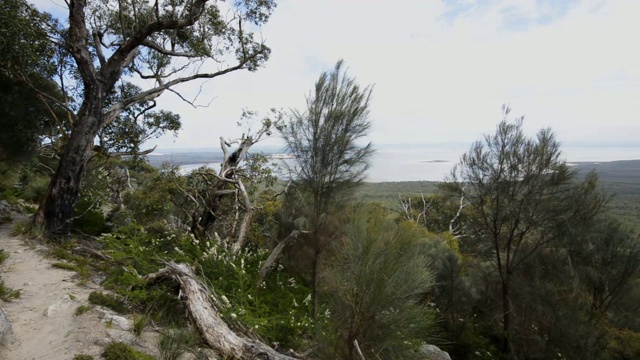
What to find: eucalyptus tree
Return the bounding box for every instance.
[0,0,59,163]
[448,107,607,358]
[279,60,374,318]
[32,0,276,236]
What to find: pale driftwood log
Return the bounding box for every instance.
[145,262,299,360]
[256,230,308,287]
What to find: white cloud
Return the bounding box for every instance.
[30,0,640,149]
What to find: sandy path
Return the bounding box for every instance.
[0,219,106,360]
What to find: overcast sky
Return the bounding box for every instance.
[33,0,640,150]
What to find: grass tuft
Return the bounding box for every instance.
[88,291,127,314]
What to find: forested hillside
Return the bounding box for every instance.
[1,0,639,359]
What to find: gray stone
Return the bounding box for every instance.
[420,344,452,360]
[106,328,136,344]
[0,307,14,346]
[92,275,107,286]
[102,313,132,331]
[94,337,112,347]
[43,295,77,317]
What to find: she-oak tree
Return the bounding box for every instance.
[32,0,275,236]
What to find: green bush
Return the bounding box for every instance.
[318,205,437,359]
[19,175,49,203]
[103,342,155,360]
[88,291,127,314]
[72,355,94,360]
[72,198,109,236]
[75,305,93,316]
[0,250,20,301]
[199,243,314,350]
[157,328,200,360]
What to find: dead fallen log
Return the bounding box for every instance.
[257,230,308,287]
[145,262,300,360]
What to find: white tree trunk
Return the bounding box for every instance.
[145,262,300,360]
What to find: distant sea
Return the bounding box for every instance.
[154,143,640,182]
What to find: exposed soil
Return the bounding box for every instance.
[0,217,157,360]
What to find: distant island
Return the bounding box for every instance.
[419,160,450,163]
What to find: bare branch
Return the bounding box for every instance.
[92,31,106,66]
[142,40,199,58]
[257,230,309,287]
[230,178,252,254]
[107,145,157,157]
[103,62,248,125]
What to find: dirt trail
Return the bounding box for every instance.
[0,218,158,360]
[0,218,104,359]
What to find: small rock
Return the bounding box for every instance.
[106,328,136,344]
[102,313,132,331]
[43,295,77,317]
[0,307,14,346]
[92,275,107,286]
[420,344,452,360]
[94,337,112,347]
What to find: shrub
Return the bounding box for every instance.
[72,355,94,360]
[157,328,200,360]
[88,291,127,314]
[72,198,109,236]
[103,342,155,360]
[199,243,314,350]
[20,176,49,203]
[75,305,93,316]
[318,205,437,359]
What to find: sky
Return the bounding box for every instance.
[31,0,640,151]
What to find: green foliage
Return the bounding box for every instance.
[72,198,109,236]
[49,247,92,284]
[0,250,20,301]
[318,205,437,359]
[88,292,127,314]
[20,176,49,204]
[0,0,59,163]
[99,82,181,156]
[133,313,149,337]
[606,326,640,359]
[103,342,155,360]
[447,110,609,358]
[51,262,78,271]
[157,328,201,360]
[199,244,314,349]
[75,305,93,316]
[280,59,375,221]
[0,250,9,265]
[0,279,21,301]
[356,181,439,208]
[72,355,94,360]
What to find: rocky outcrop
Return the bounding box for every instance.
[420,344,452,360]
[0,306,14,345]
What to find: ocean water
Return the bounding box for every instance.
[178,144,640,182]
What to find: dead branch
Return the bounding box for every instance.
[353,339,366,360]
[231,178,252,254]
[144,262,300,360]
[257,230,308,287]
[107,145,157,157]
[449,186,467,238]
